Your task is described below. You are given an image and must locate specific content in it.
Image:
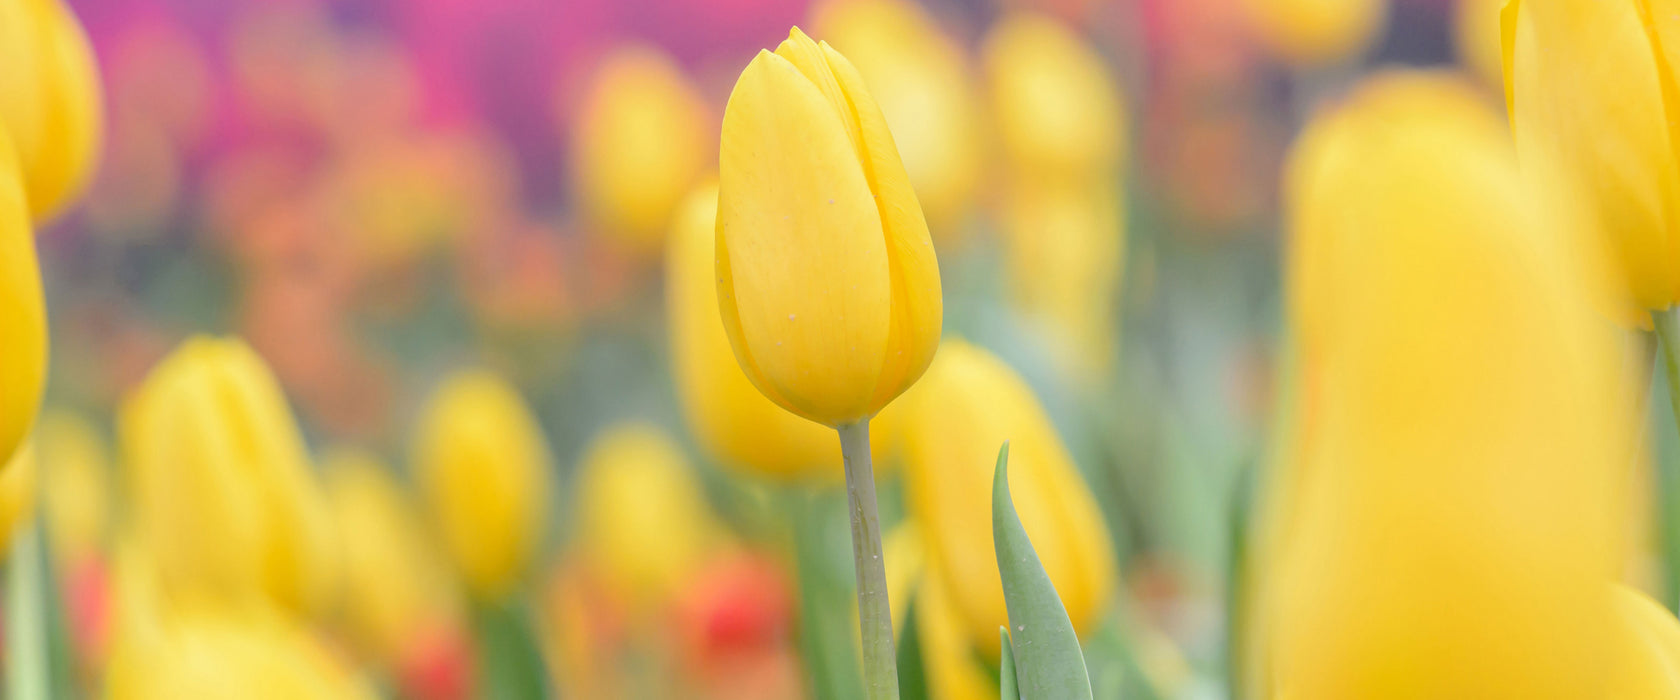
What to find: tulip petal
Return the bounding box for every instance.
[717,49,892,425]
[819,42,943,410]
[0,132,43,468]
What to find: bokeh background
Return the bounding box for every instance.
[21,0,1550,698]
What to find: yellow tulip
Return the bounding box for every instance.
[898,340,1117,659]
[0,130,46,468]
[573,423,722,610]
[717,26,943,428]
[571,43,709,258]
[0,0,103,221]
[120,337,337,616]
[668,181,886,480]
[323,448,458,666]
[1503,0,1680,322]
[1256,71,1636,700]
[1453,0,1504,87]
[0,442,37,557]
[1609,585,1680,697]
[916,565,999,700]
[997,178,1125,380]
[1239,0,1388,68]
[36,410,111,566]
[811,0,983,242]
[412,369,553,599]
[983,13,1126,182]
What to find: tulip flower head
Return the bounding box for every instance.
[0,129,45,469]
[1504,0,1680,323]
[898,340,1116,659]
[574,423,724,610]
[716,26,943,428]
[0,0,103,222]
[571,43,710,259]
[413,369,554,600]
[668,181,881,480]
[1257,71,1637,700]
[37,409,112,566]
[983,12,1127,182]
[120,337,337,616]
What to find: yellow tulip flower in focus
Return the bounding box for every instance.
[1503,0,1680,323]
[36,410,111,566]
[574,423,723,611]
[717,26,943,428]
[0,130,46,469]
[413,369,554,600]
[120,337,337,616]
[1240,0,1388,68]
[667,182,876,481]
[571,43,709,259]
[0,0,103,222]
[811,0,983,242]
[323,448,460,667]
[1255,71,1638,700]
[898,340,1117,659]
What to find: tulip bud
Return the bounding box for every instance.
[323,448,459,667]
[571,44,710,258]
[717,26,943,428]
[1504,0,1680,323]
[573,423,723,610]
[37,409,111,567]
[898,340,1116,659]
[120,337,337,616]
[668,182,880,480]
[1256,71,1636,699]
[983,13,1126,182]
[1239,0,1388,68]
[412,370,553,600]
[0,130,46,468]
[0,442,38,557]
[0,0,103,221]
[811,0,983,243]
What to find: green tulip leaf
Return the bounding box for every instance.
[1000,627,1019,700]
[897,592,930,700]
[992,442,1094,700]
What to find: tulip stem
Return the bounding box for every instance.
[1654,308,1680,610]
[836,420,900,700]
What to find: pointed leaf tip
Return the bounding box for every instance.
[1000,626,1019,700]
[991,442,1093,700]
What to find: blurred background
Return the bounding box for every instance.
[20,0,1523,698]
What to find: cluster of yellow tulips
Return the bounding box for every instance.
[17,0,1680,697]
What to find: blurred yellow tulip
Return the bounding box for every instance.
[574,423,723,610]
[412,369,553,600]
[998,178,1125,380]
[120,337,337,616]
[36,410,111,566]
[571,43,709,258]
[1609,585,1680,697]
[898,340,1116,659]
[0,131,46,470]
[667,182,882,481]
[811,0,983,242]
[1453,0,1503,87]
[983,13,1126,182]
[1256,71,1637,700]
[323,448,459,666]
[916,565,998,700]
[1504,0,1680,323]
[717,27,943,428]
[0,443,38,557]
[1240,0,1388,68]
[0,0,103,221]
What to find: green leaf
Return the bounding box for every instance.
[992,443,1094,700]
[897,592,929,700]
[469,597,551,700]
[790,491,865,700]
[999,627,1018,700]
